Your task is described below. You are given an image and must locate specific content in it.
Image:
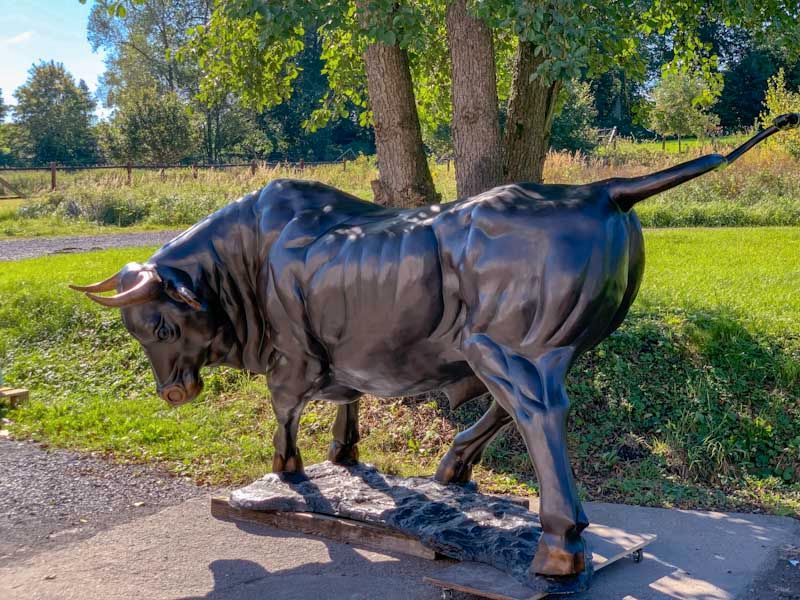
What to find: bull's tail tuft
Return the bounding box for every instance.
[607,112,800,212]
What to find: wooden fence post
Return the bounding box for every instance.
[50,162,56,191]
[250,160,257,176]
[299,159,305,170]
[192,164,198,179]
[126,162,132,186]
[342,160,347,171]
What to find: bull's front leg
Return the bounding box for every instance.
[328,400,361,464]
[271,397,307,478]
[464,335,588,579]
[267,354,318,480]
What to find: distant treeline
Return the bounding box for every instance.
[0,2,798,169]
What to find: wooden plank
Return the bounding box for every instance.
[0,175,25,198]
[503,495,530,510]
[425,563,548,600]
[211,497,438,561]
[0,387,29,407]
[423,531,657,600]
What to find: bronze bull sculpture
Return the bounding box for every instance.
[72,114,798,581]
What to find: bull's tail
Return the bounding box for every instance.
[608,112,800,212]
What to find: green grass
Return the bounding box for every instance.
[597,133,747,158]
[1,228,799,515]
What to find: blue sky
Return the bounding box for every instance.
[0,0,106,111]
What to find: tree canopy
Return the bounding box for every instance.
[649,69,721,149]
[0,90,7,122]
[12,61,99,165]
[0,1,796,176]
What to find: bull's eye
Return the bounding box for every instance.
[156,320,178,342]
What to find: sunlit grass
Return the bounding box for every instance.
[1,229,798,515]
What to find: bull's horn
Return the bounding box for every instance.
[69,271,123,293]
[85,270,161,308]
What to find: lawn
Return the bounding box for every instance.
[1,227,798,516]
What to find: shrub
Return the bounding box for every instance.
[551,80,599,153]
[760,69,800,158]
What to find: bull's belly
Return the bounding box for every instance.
[327,344,472,398]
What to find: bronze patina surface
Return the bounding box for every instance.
[72,114,799,586]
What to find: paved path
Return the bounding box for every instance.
[0,230,182,261]
[0,440,203,567]
[1,440,798,599]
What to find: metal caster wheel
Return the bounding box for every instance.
[630,548,643,563]
[440,589,455,600]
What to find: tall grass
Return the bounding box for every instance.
[3,143,800,237]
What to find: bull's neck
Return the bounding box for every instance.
[151,192,271,373]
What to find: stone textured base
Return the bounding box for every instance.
[231,461,553,587]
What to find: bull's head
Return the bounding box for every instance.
[71,262,233,407]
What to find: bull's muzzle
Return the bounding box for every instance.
[158,380,203,407]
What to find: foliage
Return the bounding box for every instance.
[649,68,721,144]
[759,69,800,158]
[12,61,99,165]
[0,89,7,122]
[0,124,17,167]
[101,87,195,164]
[550,80,598,153]
[184,0,800,141]
[88,0,372,163]
[717,45,800,131]
[2,229,798,514]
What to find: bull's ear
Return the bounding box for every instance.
[158,267,203,310]
[167,285,202,310]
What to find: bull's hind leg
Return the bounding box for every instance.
[328,400,361,464]
[463,334,588,579]
[435,400,512,484]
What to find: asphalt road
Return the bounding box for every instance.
[0,230,182,261]
[0,439,203,567]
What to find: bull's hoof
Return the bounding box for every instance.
[272,453,306,482]
[434,450,473,485]
[327,441,360,465]
[531,534,586,577]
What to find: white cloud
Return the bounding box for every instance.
[2,31,34,46]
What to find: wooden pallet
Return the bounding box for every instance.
[212,494,655,599]
[424,525,657,599]
[212,496,440,560]
[0,387,29,407]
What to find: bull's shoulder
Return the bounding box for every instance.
[257,178,379,216]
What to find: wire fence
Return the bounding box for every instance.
[0,158,355,199]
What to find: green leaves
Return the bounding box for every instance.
[649,67,722,139]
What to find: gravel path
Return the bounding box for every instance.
[0,439,205,567]
[0,230,183,262]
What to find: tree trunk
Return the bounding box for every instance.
[503,42,561,184]
[363,43,438,208]
[446,0,502,199]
